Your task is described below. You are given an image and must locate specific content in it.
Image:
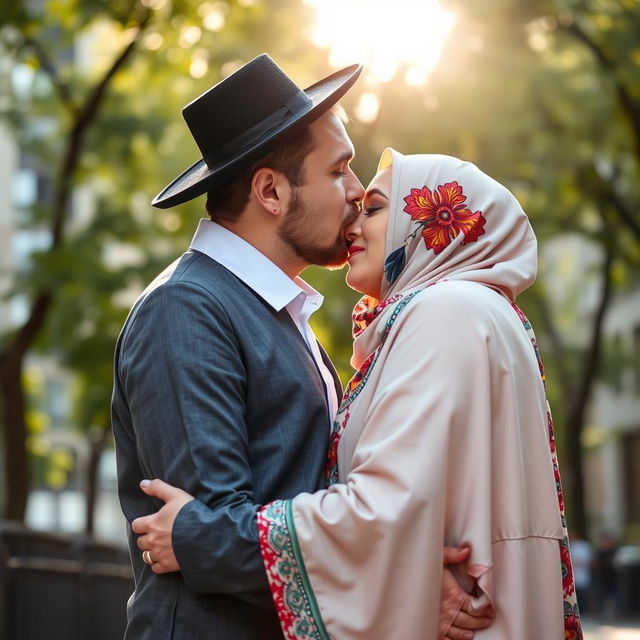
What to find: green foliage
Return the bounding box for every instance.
[0,0,327,438]
[1,0,638,528]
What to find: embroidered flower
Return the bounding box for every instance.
[352,294,403,337]
[560,541,575,596]
[564,602,583,639]
[564,613,582,640]
[555,465,565,513]
[348,353,375,393]
[403,181,486,255]
[548,413,556,454]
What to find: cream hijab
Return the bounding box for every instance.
[352,148,538,367]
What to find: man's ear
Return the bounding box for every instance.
[251,167,291,218]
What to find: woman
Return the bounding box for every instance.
[256,149,582,639]
[137,150,582,639]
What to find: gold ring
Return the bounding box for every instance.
[142,550,154,565]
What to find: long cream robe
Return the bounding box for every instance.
[260,282,566,638]
[258,151,580,639]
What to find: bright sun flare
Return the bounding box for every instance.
[304,0,456,87]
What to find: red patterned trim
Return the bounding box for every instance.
[257,500,329,640]
[327,291,423,486]
[512,304,583,638]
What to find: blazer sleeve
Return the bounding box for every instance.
[117,279,269,601]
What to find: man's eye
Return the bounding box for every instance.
[334,170,347,177]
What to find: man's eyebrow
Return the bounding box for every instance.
[365,188,388,200]
[332,149,355,165]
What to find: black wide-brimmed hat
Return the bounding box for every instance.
[152,54,362,209]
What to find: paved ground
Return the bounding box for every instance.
[582,617,640,639]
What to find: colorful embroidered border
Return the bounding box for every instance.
[513,304,583,639]
[352,292,404,338]
[326,290,422,486]
[257,500,329,640]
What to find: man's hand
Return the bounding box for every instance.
[440,547,494,640]
[131,479,195,574]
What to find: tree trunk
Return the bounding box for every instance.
[0,292,52,521]
[564,20,640,160]
[84,424,110,536]
[0,17,148,522]
[1,354,29,521]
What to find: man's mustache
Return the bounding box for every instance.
[342,202,361,230]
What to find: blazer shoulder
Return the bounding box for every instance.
[133,250,245,308]
[117,253,235,346]
[169,250,261,303]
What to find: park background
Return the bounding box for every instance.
[0,0,639,637]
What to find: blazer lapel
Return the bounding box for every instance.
[317,341,343,401]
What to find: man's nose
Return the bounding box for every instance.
[347,169,365,203]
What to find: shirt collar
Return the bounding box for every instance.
[189,219,323,312]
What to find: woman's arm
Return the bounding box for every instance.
[258,288,497,638]
[133,481,492,638]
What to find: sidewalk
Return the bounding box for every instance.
[582,617,640,639]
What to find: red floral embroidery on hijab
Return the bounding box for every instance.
[403,181,486,255]
[352,294,403,338]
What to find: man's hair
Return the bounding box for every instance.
[205,126,314,222]
[205,104,348,222]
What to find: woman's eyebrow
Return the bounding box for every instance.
[365,188,388,200]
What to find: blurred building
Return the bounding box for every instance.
[543,234,640,543]
[586,288,640,541]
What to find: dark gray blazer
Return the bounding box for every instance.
[111,249,341,639]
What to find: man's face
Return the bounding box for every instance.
[278,112,365,267]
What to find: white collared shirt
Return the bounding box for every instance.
[189,219,339,422]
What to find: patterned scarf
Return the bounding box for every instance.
[351,149,538,367]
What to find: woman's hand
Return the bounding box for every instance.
[131,479,195,574]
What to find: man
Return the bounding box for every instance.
[112,54,492,639]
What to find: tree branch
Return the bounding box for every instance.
[576,163,640,244]
[563,21,640,158]
[51,13,150,248]
[0,10,150,373]
[21,33,76,113]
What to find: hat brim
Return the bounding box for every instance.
[151,63,362,209]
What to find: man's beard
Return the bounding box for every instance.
[278,189,359,268]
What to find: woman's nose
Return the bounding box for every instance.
[344,212,363,242]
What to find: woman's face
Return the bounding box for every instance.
[344,167,391,299]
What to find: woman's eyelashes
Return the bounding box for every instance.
[364,204,383,216]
